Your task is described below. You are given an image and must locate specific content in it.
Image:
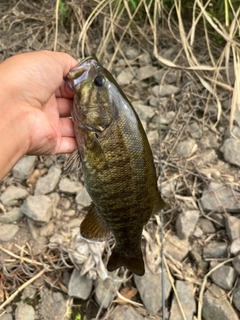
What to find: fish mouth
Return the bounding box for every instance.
[64,55,99,88]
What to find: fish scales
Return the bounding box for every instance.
[63,56,165,275]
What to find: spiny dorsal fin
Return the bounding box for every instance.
[80,204,110,241]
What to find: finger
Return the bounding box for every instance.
[55,81,75,99]
[57,98,73,117]
[60,118,75,137]
[57,137,78,154]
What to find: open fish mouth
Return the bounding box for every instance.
[64,56,99,88]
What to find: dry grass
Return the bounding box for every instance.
[0,0,240,318]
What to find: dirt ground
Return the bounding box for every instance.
[1,1,240,319]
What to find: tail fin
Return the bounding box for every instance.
[107,248,145,276]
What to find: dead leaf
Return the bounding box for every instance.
[113,286,137,304]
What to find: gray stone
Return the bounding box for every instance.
[225,215,240,241]
[132,102,155,122]
[159,46,179,67]
[202,284,238,320]
[68,268,93,299]
[152,84,180,97]
[222,138,240,166]
[176,138,198,158]
[134,272,171,314]
[94,277,121,309]
[21,195,53,223]
[13,156,37,181]
[39,287,67,320]
[165,234,189,261]
[147,130,158,145]
[0,208,23,223]
[209,213,225,229]
[125,47,140,60]
[210,265,237,290]
[198,218,216,234]
[188,122,202,139]
[39,221,55,237]
[136,65,158,80]
[232,255,240,274]
[233,286,240,311]
[175,210,199,239]
[67,218,82,229]
[15,302,35,320]
[0,186,29,207]
[0,224,19,242]
[59,177,83,194]
[110,307,144,320]
[75,188,92,207]
[31,236,48,255]
[116,68,135,85]
[0,314,12,320]
[203,242,228,259]
[138,51,151,66]
[148,111,176,130]
[35,165,61,195]
[21,286,37,300]
[169,281,196,320]
[230,239,240,255]
[224,126,240,140]
[200,182,240,212]
[195,150,218,167]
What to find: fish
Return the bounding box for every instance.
[62,56,165,276]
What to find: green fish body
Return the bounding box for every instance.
[63,56,165,276]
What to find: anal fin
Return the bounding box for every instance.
[80,204,110,241]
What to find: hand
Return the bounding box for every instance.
[0,50,78,179]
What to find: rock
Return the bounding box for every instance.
[152,84,180,97]
[148,111,176,130]
[125,47,140,59]
[188,122,202,139]
[138,51,151,66]
[0,186,28,207]
[110,307,144,320]
[221,138,240,166]
[164,234,189,261]
[0,224,19,242]
[175,210,199,239]
[193,226,203,238]
[39,221,55,237]
[232,255,240,274]
[169,281,196,320]
[68,268,93,299]
[134,272,171,314]
[116,68,135,85]
[31,236,48,255]
[21,286,37,300]
[159,46,179,67]
[203,242,228,259]
[199,131,219,149]
[147,130,158,145]
[21,195,53,223]
[202,284,238,320]
[75,188,92,208]
[39,287,67,320]
[0,208,23,223]
[13,156,37,181]
[136,65,158,80]
[67,218,82,229]
[0,314,12,320]
[15,302,35,320]
[94,277,121,309]
[210,265,237,290]
[198,218,216,234]
[34,165,61,195]
[132,102,155,122]
[224,126,240,140]
[233,286,240,311]
[230,239,240,255]
[209,213,224,229]
[225,215,240,241]
[200,182,240,212]
[59,177,83,194]
[176,138,198,158]
[195,150,218,167]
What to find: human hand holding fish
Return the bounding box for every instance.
[0,51,78,180]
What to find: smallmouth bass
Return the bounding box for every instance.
[63,56,165,276]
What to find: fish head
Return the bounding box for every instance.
[65,56,117,133]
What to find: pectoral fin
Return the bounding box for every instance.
[80,204,110,241]
[61,149,82,175]
[88,134,109,170]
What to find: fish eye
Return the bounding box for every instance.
[94,76,106,87]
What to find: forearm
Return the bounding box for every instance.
[0,102,30,180]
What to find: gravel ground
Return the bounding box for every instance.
[1,1,240,319]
